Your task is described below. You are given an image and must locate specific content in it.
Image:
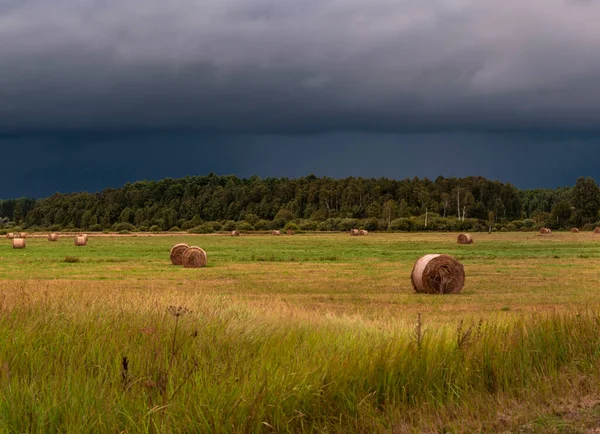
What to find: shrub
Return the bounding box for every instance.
[138,226,148,232]
[364,218,379,231]
[254,219,270,230]
[299,220,318,231]
[583,223,595,232]
[189,224,215,234]
[236,221,255,231]
[284,222,300,232]
[522,219,536,229]
[149,225,161,232]
[317,218,341,232]
[112,222,137,232]
[271,218,286,230]
[181,221,195,230]
[222,220,236,231]
[274,209,295,223]
[338,218,359,232]
[389,218,414,231]
[169,226,181,232]
[244,213,260,226]
[208,221,223,232]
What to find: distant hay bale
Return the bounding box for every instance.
[12,238,26,249]
[6,233,14,239]
[594,227,600,234]
[287,229,295,236]
[48,233,59,242]
[457,233,473,244]
[182,246,207,268]
[19,232,26,239]
[272,230,281,236]
[231,230,240,237]
[571,228,579,233]
[350,229,359,236]
[74,236,87,247]
[78,233,88,241]
[411,254,465,294]
[539,228,551,235]
[169,243,190,265]
[359,230,369,236]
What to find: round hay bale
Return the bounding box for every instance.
[12,238,26,249]
[539,228,551,235]
[6,233,14,239]
[457,233,473,244]
[272,230,281,236]
[169,243,190,265]
[78,233,88,241]
[19,232,26,239]
[48,233,59,241]
[359,230,369,236]
[350,229,359,236]
[594,227,600,234]
[74,236,87,247]
[182,246,207,269]
[287,229,295,236]
[231,230,240,237]
[571,228,579,233]
[411,254,465,294]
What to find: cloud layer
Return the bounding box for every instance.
[2,0,600,132]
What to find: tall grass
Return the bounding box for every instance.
[0,296,599,432]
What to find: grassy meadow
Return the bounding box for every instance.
[2,232,600,432]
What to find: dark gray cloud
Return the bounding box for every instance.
[1,132,599,198]
[2,0,600,133]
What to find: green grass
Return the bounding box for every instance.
[1,232,600,432]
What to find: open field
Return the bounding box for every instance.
[2,232,600,432]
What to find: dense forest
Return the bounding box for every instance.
[1,174,599,233]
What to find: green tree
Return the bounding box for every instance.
[550,201,573,228]
[572,177,600,224]
[13,203,23,224]
[382,200,398,226]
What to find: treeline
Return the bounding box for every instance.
[1,174,599,233]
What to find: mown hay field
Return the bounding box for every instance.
[2,232,600,432]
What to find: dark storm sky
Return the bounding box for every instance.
[2,0,600,197]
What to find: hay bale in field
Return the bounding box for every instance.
[169,243,190,265]
[571,228,579,233]
[182,246,207,268]
[78,233,88,241]
[594,227,600,234]
[12,238,25,249]
[48,233,59,241]
[359,230,369,236]
[411,254,465,294]
[287,229,295,236]
[539,228,551,235]
[19,232,26,239]
[74,236,87,247]
[272,230,281,236]
[350,229,359,236]
[457,233,473,244]
[6,233,14,239]
[231,230,240,237]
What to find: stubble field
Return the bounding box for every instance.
[1,232,600,433]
